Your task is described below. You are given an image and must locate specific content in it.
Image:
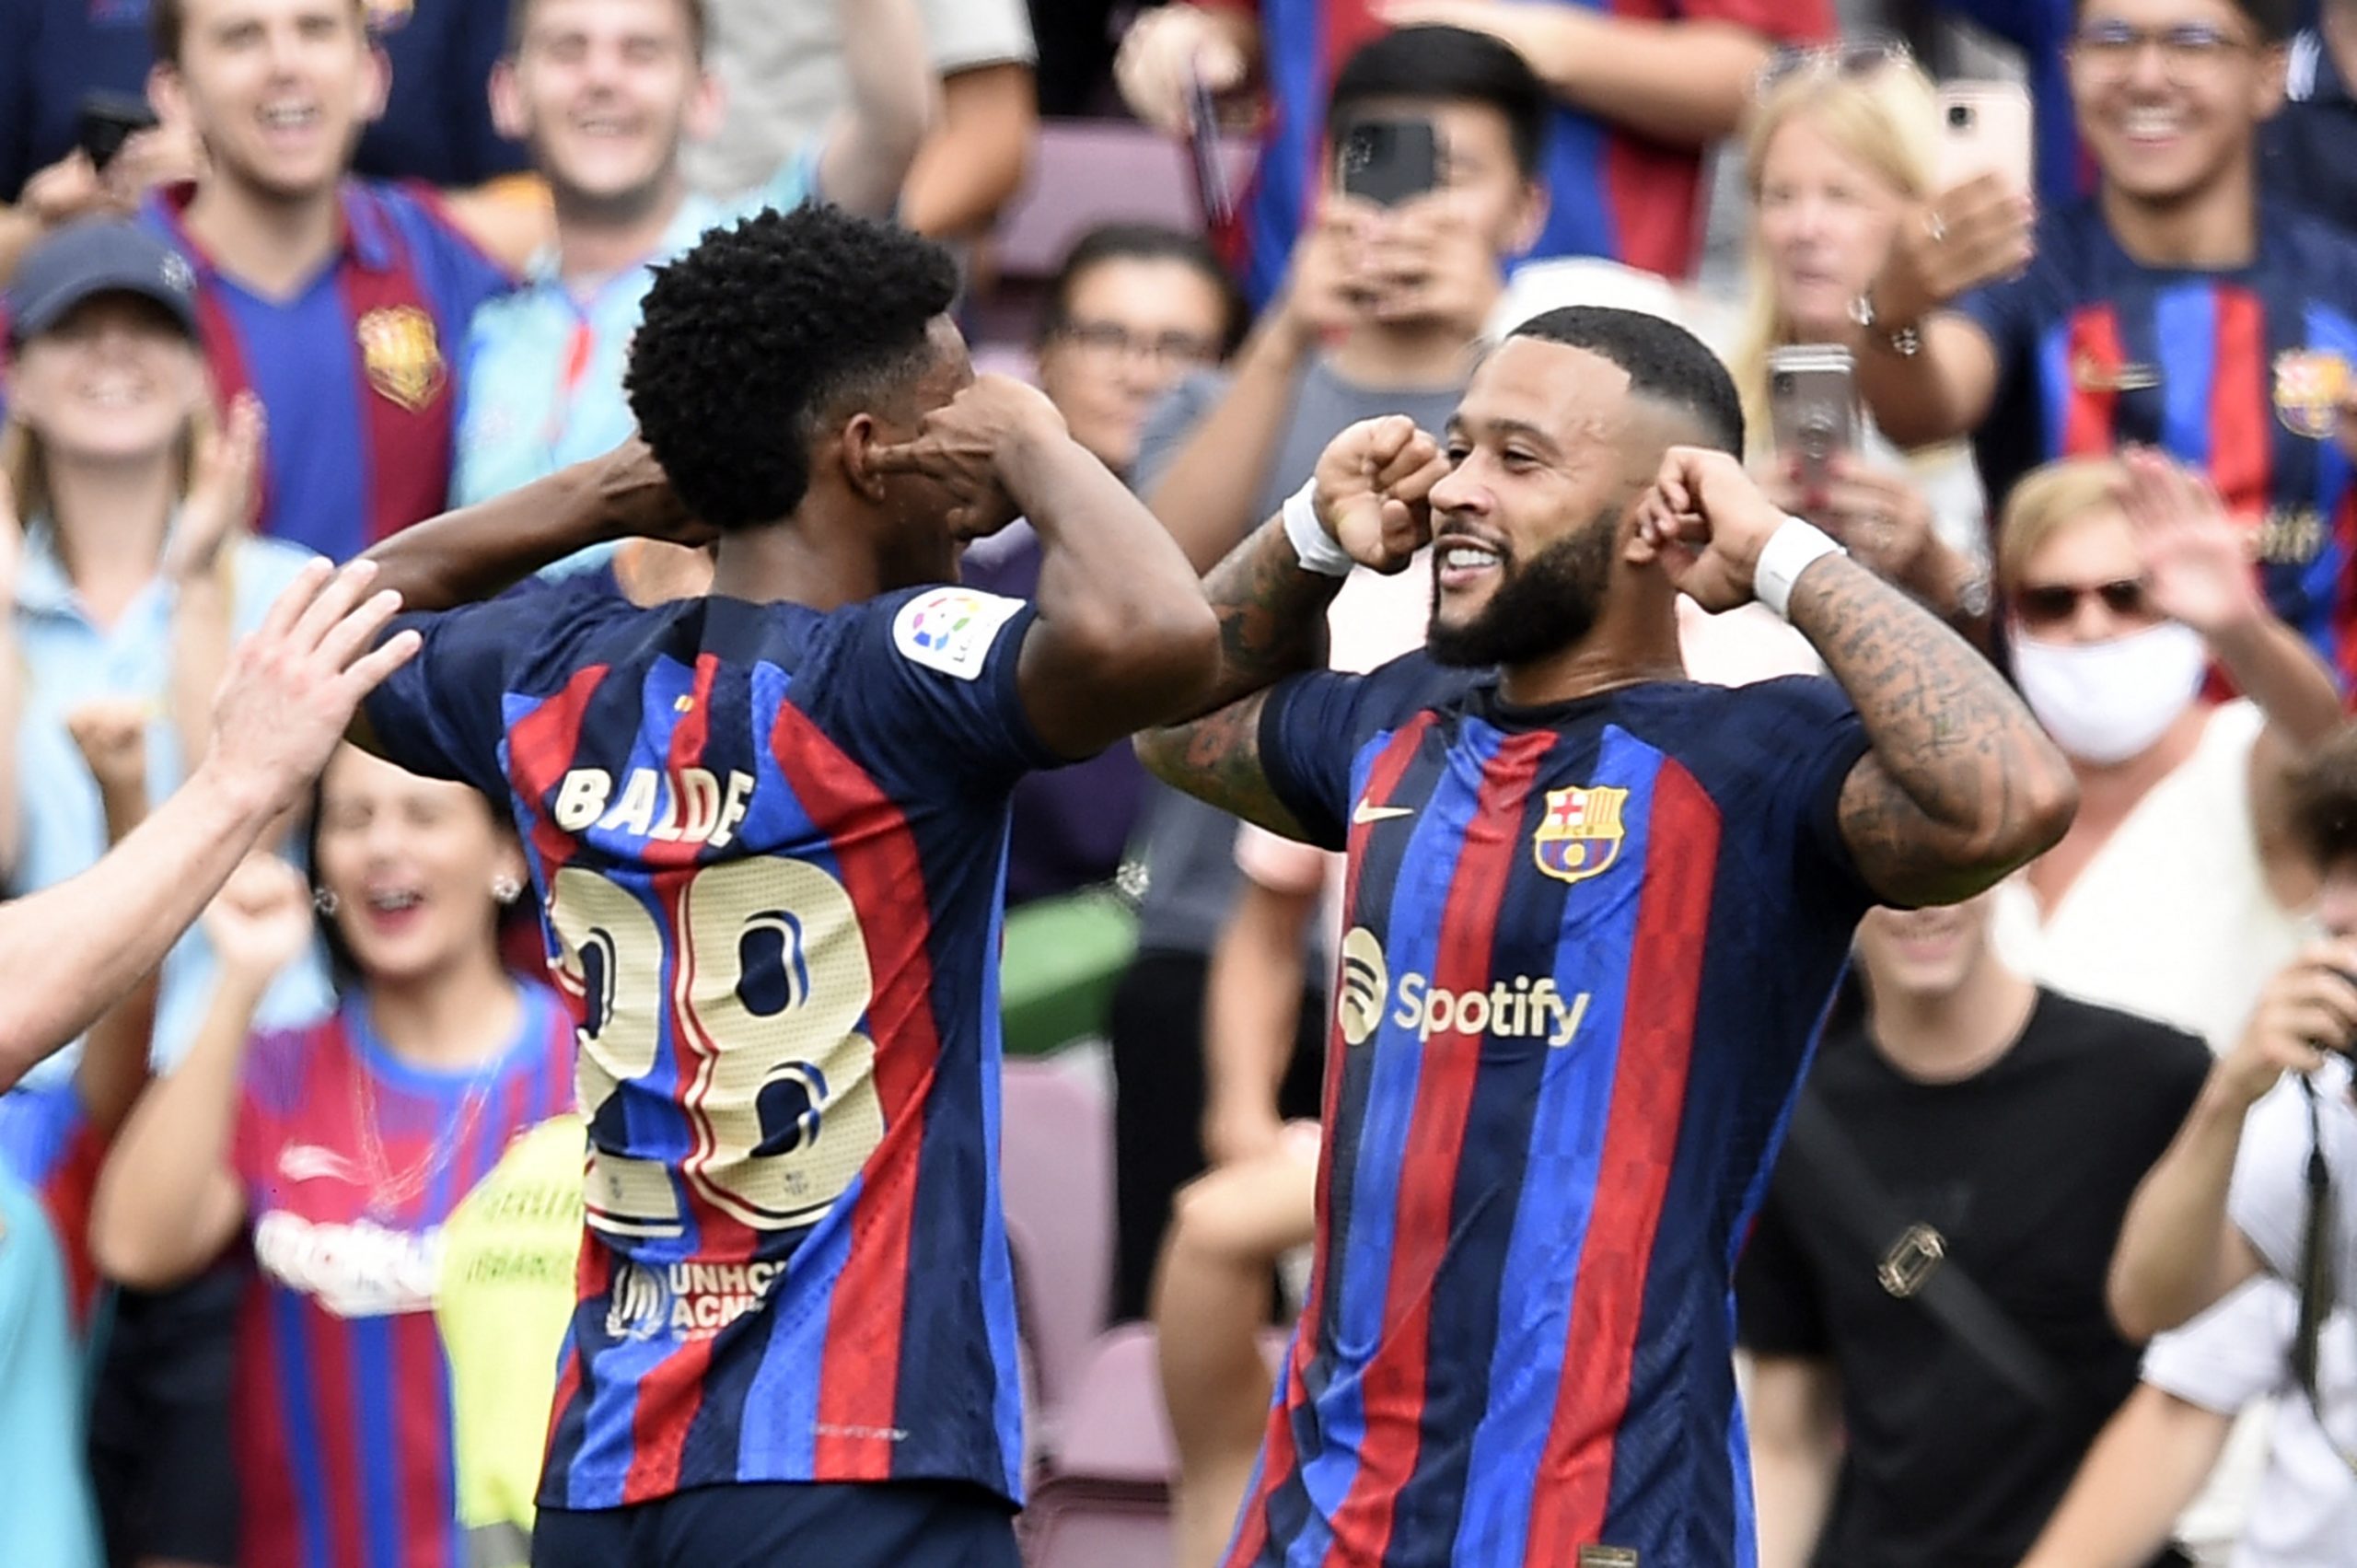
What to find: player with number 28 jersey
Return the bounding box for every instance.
[362,579,1054,1508]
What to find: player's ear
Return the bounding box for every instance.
[838,412,893,505]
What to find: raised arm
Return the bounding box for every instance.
[1848,175,2032,450]
[870,376,1218,759]
[92,855,313,1288]
[2104,947,2347,1340]
[64,701,162,1136]
[815,0,935,219]
[1375,1,1774,147]
[1635,448,2076,905]
[0,561,417,1088]
[360,438,703,613]
[1135,417,1448,829]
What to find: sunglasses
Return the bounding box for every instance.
[2012,577,2152,627]
[1755,35,1913,98]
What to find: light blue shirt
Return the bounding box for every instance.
[452,151,819,509]
[0,1175,102,1568]
[9,526,333,1086]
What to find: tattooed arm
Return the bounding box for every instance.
[1136,417,1447,833]
[1636,447,2075,906]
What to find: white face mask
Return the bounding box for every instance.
[2009,621,2209,766]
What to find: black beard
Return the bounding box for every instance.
[1426,511,1617,669]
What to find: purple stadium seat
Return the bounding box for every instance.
[1000,1056,1116,1457]
[993,121,1256,280]
[1021,1325,1180,1568]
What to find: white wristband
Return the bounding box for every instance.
[1753,516,1846,621]
[1282,480,1354,578]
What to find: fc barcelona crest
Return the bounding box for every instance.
[356,306,447,412]
[2272,349,2351,440]
[1533,786,1628,886]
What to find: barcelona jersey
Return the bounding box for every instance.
[362,583,1059,1511]
[1237,656,1876,1568]
[1957,200,2357,682]
[229,989,576,1568]
[1198,0,1833,306]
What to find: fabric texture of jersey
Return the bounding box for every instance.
[1956,199,2357,682]
[1199,0,1833,306]
[228,986,575,1568]
[138,180,512,562]
[360,583,1060,1512]
[1229,656,1875,1567]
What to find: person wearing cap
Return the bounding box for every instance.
[0,215,328,1568]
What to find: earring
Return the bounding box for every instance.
[313,888,339,917]
[492,873,524,905]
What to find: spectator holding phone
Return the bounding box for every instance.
[1852,0,2357,679]
[1733,44,1989,628]
[1115,0,1834,306]
[1103,23,1544,1320]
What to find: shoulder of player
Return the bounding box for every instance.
[858,583,1034,684]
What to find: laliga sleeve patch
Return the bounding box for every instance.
[891,587,1028,681]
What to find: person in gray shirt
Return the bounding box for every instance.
[1107,24,1549,1318]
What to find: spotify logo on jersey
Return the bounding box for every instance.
[1338,927,1388,1047]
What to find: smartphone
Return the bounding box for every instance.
[1184,67,1236,228]
[1336,117,1441,208]
[77,90,159,174]
[1936,81,2034,194]
[1767,344,1861,495]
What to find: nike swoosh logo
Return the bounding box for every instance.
[1353,801,1415,826]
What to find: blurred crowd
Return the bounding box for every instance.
[0,0,2354,1566]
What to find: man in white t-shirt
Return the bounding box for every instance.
[2021,1278,2355,1568]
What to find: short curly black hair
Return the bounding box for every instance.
[626,204,959,529]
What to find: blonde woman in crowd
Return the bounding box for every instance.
[1730,44,1988,625]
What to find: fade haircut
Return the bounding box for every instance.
[1038,223,1248,356]
[153,0,367,64]
[1327,25,1550,181]
[1506,306,1747,457]
[2290,724,2357,874]
[626,204,959,529]
[505,0,709,59]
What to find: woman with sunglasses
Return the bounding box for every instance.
[89,746,575,1568]
[1731,43,1991,629]
[1990,448,2342,1062]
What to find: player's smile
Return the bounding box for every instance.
[1433,527,1508,595]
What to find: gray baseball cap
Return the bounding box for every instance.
[6,219,199,346]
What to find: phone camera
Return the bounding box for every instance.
[1946,102,1975,130]
[1771,371,1795,397]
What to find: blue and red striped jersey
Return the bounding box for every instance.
[1957,200,2357,682]
[359,583,1058,1510]
[229,986,575,1568]
[1201,0,1833,306]
[138,180,511,562]
[0,1084,103,1324]
[1240,656,1876,1568]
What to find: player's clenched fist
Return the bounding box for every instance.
[1310,415,1449,575]
[1635,446,1804,612]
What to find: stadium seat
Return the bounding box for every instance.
[1020,1324,1178,1568]
[1000,1054,1116,1458]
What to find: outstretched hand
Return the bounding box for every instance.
[1635,447,1798,611]
[2118,447,2261,638]
[1310,415,1449,575]
[208,560,420,814]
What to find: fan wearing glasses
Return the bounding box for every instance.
[2074,726,2357,1568]
[1986,448,2340,1063]
[1851,0,2357,681]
